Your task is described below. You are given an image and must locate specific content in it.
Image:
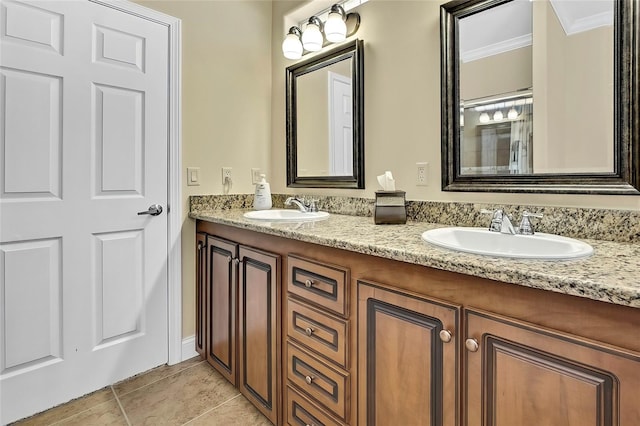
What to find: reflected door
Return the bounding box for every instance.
[328,71,353,176]
[0,1,169,423]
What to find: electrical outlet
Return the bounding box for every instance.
[222,167,232,185]
[416,162,428,186]
[251,168,262,184]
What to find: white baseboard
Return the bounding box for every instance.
[181,335,199,362]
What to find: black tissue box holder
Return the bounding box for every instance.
[374,191,407,224]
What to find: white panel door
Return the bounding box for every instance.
[328,71,353,176]
[0,1,170,423]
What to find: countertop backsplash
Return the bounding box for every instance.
[189,194,640,244]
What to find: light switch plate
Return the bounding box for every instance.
[251,168,262,184]
[187,167,200,186]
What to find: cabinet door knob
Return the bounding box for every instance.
[439,329,453,343]
[233,258,240,265]
[226,256,232,263]
[304,279,314,288]
[465,338,479,352]
[305,375,314,385]
[305,327,314,337]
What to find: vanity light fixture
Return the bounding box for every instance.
[507,107,518,119]
[493,110,504,121]
[302,16,324,51]
[282,26,303,60]
[324,4,348,42]
[282,3,361,59]
[479,112,490,123]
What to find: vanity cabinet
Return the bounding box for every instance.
[285,255,351,426]
[464,309,640,426]
[195,233,207,359]
[357,280,460,426]
[196,233,280,424]
[196,220,640,426]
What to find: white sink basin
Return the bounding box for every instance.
[243,209,329,222]
[421,227,593,260]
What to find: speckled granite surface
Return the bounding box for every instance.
[190,194,640,243]
[190,206,640,309]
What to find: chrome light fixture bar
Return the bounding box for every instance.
[282,3,361,60]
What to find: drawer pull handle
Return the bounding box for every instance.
[304,279,314,288]
[439,329,453,343]
[305,375,314,385]
[304,327,314,337]
[465,338,479,352]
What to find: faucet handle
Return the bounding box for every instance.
[519,211,543,235]
[307,199,318,212]
[481,209,504,232]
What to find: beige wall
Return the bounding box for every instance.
[137,0,638,342]
[134,0,272,338]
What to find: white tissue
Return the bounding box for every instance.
[377,171,396,191]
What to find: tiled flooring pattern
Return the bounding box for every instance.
[13,357,273,426]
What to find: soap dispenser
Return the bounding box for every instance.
[253,174,272,210]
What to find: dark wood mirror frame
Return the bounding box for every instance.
[441,0,639,194]
[286,39,364,189]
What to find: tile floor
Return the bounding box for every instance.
[13,357,273,426]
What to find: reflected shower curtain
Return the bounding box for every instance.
[509,103,533,174]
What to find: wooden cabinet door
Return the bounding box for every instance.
[358,281,460,426]
[207,236,238,385]
[238,246,280,425]
[195,233,207,358]
[465,309,640,426]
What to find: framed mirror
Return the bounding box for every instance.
[286,39,364,188]
[441,0,639,194]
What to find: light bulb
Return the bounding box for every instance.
[507,107,518,119]
[493,110,504,121]
[324,11,347,42]
[282,33,302,60]
[479,112,490,123]
[302,18,323,51]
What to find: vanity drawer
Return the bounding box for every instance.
[286,385,345,426]
[287,342,350,421]
[288,298,348,369]
[288,255,349,317]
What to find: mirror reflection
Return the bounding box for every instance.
[458,0,613,176]
[441,0,638,194]
[297,58,353,177]
[286,39,364,189]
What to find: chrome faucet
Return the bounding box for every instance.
[285,197,309,212]
[494,209,517,234]
[482,209,543,235]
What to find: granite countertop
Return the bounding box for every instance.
[190,209,640,309]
